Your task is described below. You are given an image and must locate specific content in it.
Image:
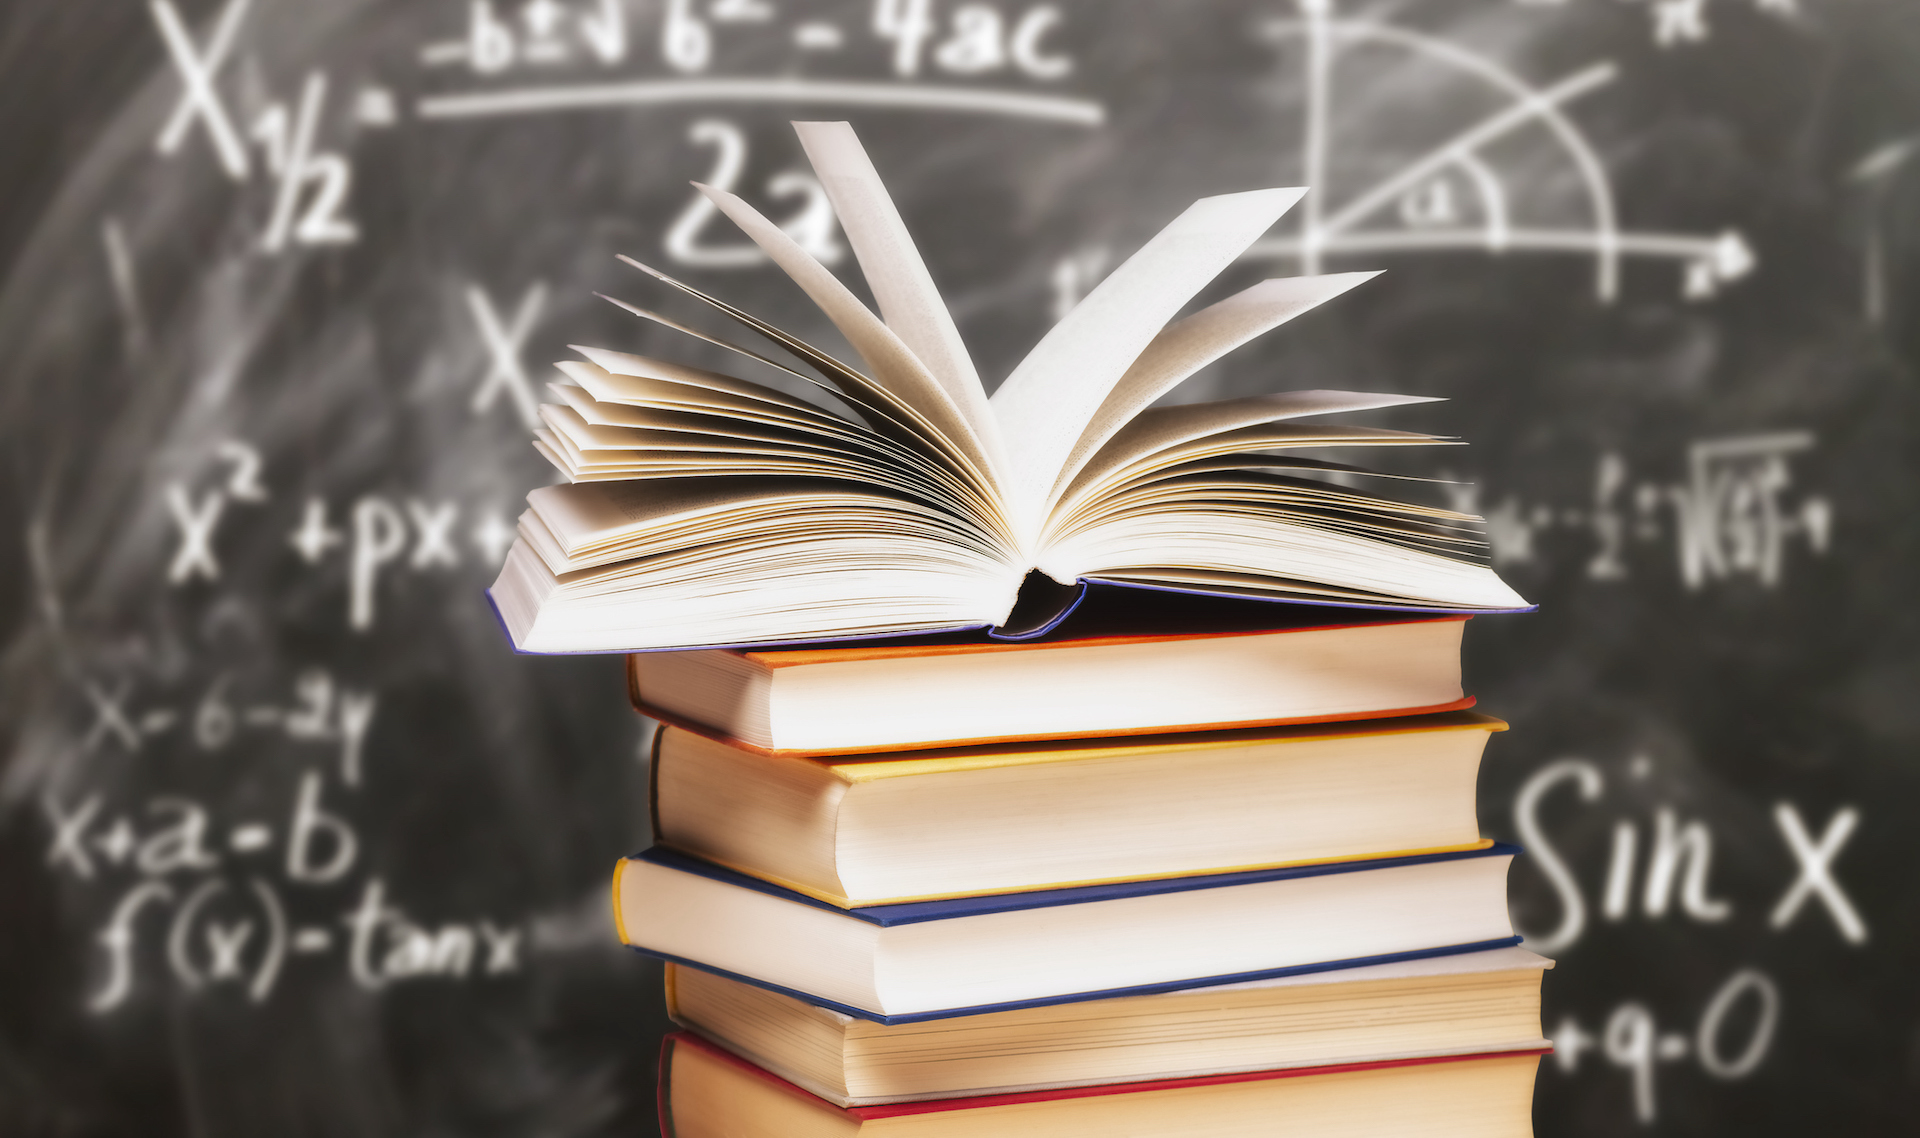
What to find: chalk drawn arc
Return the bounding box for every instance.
[1251,6,1747,301]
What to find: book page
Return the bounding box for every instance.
[537,407,892,470]
[563,354,858,428]
[547,383,896,458]
[1047,509,1526,610]
[1069,422,1451,506]
[1054,391,1445,515]
[527,478,944,560]
[792,121,1004,479]
[610,262,1010,538]
[691,186,1005,493]
[557,361,940,477]
[583,297,906,429]
[1048,272,1380,503]
[986,186,1305,542]
[1086,479,1486,560]
[543,376,993,517]
[562,362,1001,523]
[1082,569,1465,608]
[534,407,969,506]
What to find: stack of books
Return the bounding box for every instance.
[487,122,1545,1135]
[615,596,1550,1136]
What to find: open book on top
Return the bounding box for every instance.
[490,122,1527,653]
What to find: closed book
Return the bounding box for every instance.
[667,946,1551,1107]
[658,1031,1546,1138]
[612,845,1520,1022]
[653,712,1504,907]
[630,611,1473,754]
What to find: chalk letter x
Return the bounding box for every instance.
[1769,803,1866,945]
[166,483,225,583]
[151,0,253,180]
[44,793,103,878]
[465,282,546,428]
[83,680,143,754]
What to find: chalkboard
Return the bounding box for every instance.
[2,0,1916,1134]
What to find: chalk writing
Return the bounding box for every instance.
[663,119,844,269]
[1247,1,1754,301]
[1848,137,1918,324]
[344,879,524,988]
[1512,756,1865,955]
[254,72,360,252]
[416,0,1071,82]
[1670,434,1827,589]
[64,668,375,779]
[411,0,1099,125]
[1551,968,1780,1122]
[157,484,513,629]
[165,484,226,584]
[1642,0,1798,49]
[161,441,276,586]
[49,697,521,1012]
[1511,0,1800,50]
[874,0,1073,79]
[84,871,523,1010]
[150,0,253,179]
[149,0,362,250]
[289,498,346,564]
[1453,433,1829,590]
[466,281,548,428]
[421,0,630,72]
[100,217,149,354]
[1768,804,1866,944]
[354,84,400,126]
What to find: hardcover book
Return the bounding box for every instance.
[652,711,1505,906]
[489,121,1525,653]
[657,1031,1546,1137]
[666,946,1551,1107]
[613,844,1521,1022]
[629,606,1475,753]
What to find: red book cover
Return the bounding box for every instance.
[657,1030,1550,1132]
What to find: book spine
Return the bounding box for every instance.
[657,1035,680,1138]
[609,858,631,946]
[646,725,667,855]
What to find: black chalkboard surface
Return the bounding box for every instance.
[2,1,1916,1134]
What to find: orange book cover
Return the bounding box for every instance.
[629,613,1475,757]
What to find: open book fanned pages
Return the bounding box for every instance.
[489,122,1528,653]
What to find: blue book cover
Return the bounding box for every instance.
[625,843,1524,1024]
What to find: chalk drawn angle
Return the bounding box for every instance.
[1250,0,1754,302]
